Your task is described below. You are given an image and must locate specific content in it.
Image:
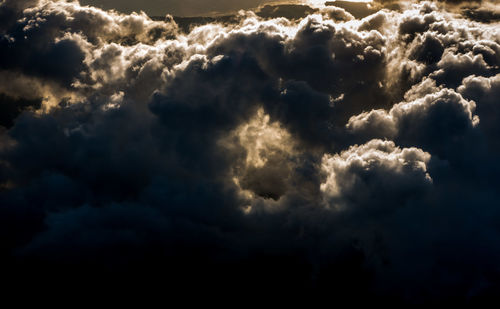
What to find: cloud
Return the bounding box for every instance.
[347,87,480,160]
[459,73,500,150]
[0,93,41,128]
[325,0,379,19]
[321,139,432,214]
[461,3,500,23]
[0,0,500,304]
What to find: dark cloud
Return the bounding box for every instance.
[461,2,500,23]
[458,73,500,150]
[257,4,318,20]
[0,94,41,128]
[0,0,500,305]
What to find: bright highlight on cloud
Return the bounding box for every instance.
[0,0,499,304]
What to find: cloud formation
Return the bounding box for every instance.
[0,0,500,304]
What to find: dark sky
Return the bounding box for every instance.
[80,0,296,16]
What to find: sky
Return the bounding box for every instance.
[1,0,500,305]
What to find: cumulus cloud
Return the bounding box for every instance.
[459,73,500,150]
[347,87,480,159]
[321,139,432,214]
[0,0,500,304]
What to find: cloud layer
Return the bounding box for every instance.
[0,0,500,304]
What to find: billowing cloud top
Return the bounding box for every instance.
[0,0,500,304]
